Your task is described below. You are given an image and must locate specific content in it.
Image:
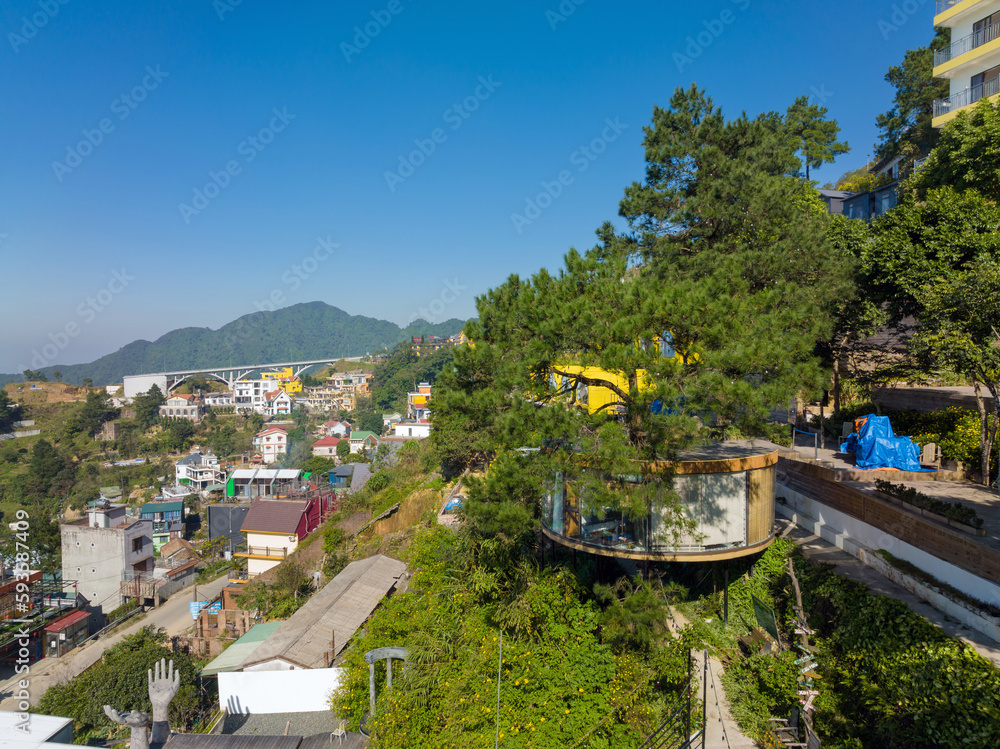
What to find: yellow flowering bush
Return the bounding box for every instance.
[330,526,668,747]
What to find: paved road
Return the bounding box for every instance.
[0,574,230,709]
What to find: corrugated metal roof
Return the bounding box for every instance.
[142,500,184,514]
[44,609,89,632]
[165,736,302,749]
[230,469,301,480]
[201,622,283,676]
[241,500,309,534]
[238,555,406,671]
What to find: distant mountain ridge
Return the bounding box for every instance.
[1,302,467,387]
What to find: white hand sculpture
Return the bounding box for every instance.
[104,705,151,749]
[148,658,181,745]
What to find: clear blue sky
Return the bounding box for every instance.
[0,0,934,373]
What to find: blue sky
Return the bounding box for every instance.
[0,0,934,373]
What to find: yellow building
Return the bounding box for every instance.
[551,337,688,415]
[932,0,1000,127]
[262,368,303,393]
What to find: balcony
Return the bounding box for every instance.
[935,20,1000,65]
[235,545,289,560]
[934,76,1000,118]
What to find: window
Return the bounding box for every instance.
[132,538,143,553]
[974,12,1000,47]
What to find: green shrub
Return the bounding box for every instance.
[874,478,983,528]
[796,554,1000,748]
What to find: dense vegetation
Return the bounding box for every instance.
[0,301,465,386]
[35,626,204,741]
[333,525,689,747]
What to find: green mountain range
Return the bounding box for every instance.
[1,302,467,387]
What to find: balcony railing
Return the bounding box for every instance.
[237,545,289,559]
[935,21,1000,65]
[935,0,964,15]
[934,76,1000,117]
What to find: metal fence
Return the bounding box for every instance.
[935,20,1000,65]
[639,650,706,749]
[934,77,1000,118]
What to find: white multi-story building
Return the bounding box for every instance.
[407,382,432,419]
[253,426,288,464]
[61,504,154,620]
[933,0,1000,127]
[175,451,224,490]
[204,391,234,408]
[234,380,271,413]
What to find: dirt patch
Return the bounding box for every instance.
[373,489,441,536]
[337,510,372,536]
[4,382,87,405]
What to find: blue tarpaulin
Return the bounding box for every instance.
[840,414,930,472]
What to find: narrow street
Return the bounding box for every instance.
[0,574,230,710]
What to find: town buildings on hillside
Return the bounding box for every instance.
[407,382,432,419]
[252,425,288,464]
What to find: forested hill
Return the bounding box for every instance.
[1,302,467,387]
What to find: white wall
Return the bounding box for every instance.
[123,374,168,399]
[777,482,1000,608]
[219,668,343,714]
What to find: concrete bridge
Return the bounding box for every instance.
[122,356,364,397]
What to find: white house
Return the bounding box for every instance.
[324,419,350,437]
[235,499,310,577]
[159,394,203,422]
[393,419,431,439]
[175,451,224,490]
[252,426,288,464]
[204,391,234,408]
[312,436,343,458]
[348,431,380,455]
[264,389,293,417]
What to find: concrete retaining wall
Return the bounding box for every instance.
[778,459,1000,587]
[775,493,1000,644]
[876,386,993,414]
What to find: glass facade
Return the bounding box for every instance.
[542,458,776,559]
